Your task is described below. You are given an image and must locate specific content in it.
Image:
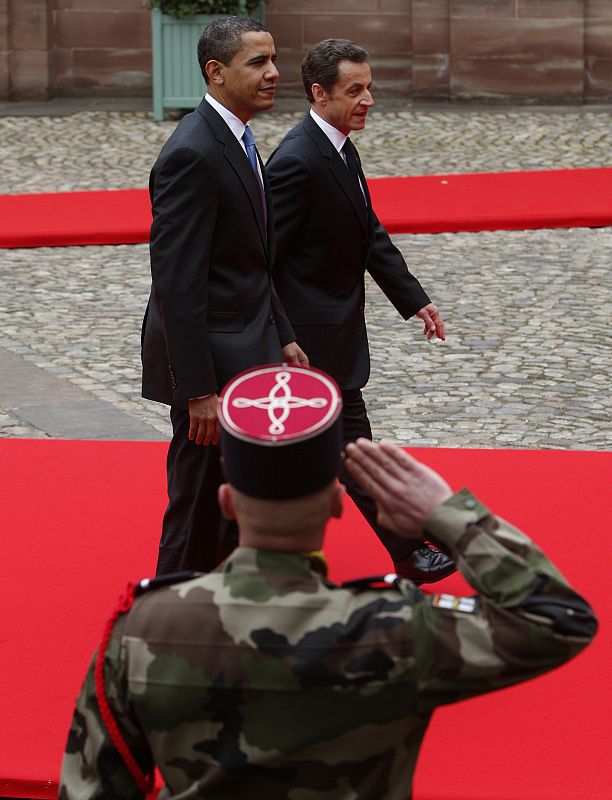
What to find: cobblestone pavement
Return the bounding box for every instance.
[3,106,612,193]
[1,105,611,449]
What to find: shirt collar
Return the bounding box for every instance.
[220,547,328,578]
[205,93,247,143]
[310,108,348,153]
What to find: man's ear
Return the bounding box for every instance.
[218,483,236,520]
[206,59,224,85]
[331,483,344,520]
[311,82,328,104]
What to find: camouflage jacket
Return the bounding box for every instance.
[60,489,596,800]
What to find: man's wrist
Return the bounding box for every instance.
[423,489,490,551]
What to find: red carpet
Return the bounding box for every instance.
[0,189,151,248]
[2,167,612,248]
[371,167,612,235]
[0,439,610,799]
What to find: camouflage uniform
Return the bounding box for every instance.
[60,489,596,800]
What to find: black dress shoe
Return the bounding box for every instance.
[393,544,456,585]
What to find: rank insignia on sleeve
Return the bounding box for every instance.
[431,593,478,613]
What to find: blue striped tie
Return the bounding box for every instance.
[242,125,267,226]
[243,125,259,175]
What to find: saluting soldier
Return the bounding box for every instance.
[60,364,597,800]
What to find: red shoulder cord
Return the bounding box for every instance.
[94,581,155,796]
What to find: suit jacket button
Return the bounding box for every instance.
[359,305,365,314]
[268,313,275,324]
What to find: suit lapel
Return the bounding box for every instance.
[303,115,369,235]
[260,155,275,265]
[199,101,267,250]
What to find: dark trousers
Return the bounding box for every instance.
[156,406,237,576]
[340,389,420,563]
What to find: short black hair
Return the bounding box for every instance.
[301,39,369,103]
[197,16,267,83]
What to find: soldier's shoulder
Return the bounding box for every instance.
[340,576,480,609]
[104,572,206,642]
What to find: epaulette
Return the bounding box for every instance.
[341,574,419,592]
[135,570,202,595]
[94,569,201,795]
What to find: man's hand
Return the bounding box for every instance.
[188,394,220,446]
[345,439,452,537]
[416,303,445,341]
[282,341,309,366]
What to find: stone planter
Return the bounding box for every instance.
[151,4,265,121]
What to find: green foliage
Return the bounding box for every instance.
[150,0,262,19]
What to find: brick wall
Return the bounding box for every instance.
[2,1,612,104]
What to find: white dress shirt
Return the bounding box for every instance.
[205,94,263,183]
[309,108,348,154]
[309,108,365,199]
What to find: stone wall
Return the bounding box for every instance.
[51,0,151,97]
[586,0,612,99]
[266,0,411,97]
[0,0,9,99]
[413,0,612,102]
[265,0,612,102]
[1,1,612,103]
[1,0,52,100]
[0,0,151,101]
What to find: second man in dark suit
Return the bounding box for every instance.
[142,17,307,576]
[267,39,454,583]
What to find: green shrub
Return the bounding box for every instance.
[150,1,262,19]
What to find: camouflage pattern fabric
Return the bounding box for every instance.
[60,489,597,800]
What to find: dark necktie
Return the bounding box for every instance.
[342,138,365,203]
[242,125,267,226]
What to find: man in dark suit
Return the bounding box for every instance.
[142,16,307,576]
[267,39,455,583]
